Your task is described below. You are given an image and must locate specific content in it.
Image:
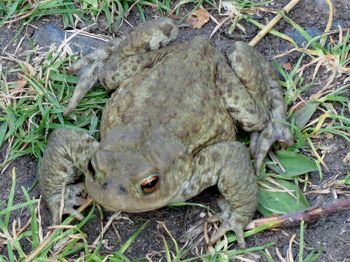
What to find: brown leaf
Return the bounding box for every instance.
[186,8,210,29]
[15,79,27,91]
[343,152,350,164]
[282,62,293,71]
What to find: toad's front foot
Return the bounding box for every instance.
[38,128,99,224]
[64,44,115,115]
[64,18,178,115]
[188,142,257,247]
[207,199,250,248]
[47,183,86,225]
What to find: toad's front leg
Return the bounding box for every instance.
[181,142,257,247]
[38,128,99,224]
[64,18,179,115]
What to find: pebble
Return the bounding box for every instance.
[284,27,322,47]
[33,24,106,55]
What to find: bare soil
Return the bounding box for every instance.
[1,0,350,260]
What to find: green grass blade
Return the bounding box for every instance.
[298,220,304,262]
[303,246,323,262]
[4,169,16,227]
[6,240,15,262]
[0,199,39,216]
[117,220,150,254]
[22,187,40,249]
[0,122,8,148]
[163,237,172,262]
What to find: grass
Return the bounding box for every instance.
[0,0,219,39]
[0,173,323,261]
[0,50,107,168]
[0,169,148,261]
[0,0,349,260]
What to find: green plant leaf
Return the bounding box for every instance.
[290,102,318,129]
[117,220,150,254]
[258,178,309,216]
[268,150,318,177]
[0,122,8,148]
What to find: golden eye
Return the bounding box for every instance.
[140,175,160,193]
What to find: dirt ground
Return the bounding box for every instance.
[1,0,350,261]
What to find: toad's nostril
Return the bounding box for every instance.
[118,184,126,194]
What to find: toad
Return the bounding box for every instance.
[38,19,293,247]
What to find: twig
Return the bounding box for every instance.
[92,211,122,247]
[249,0,301,47]
[246,198,350,230]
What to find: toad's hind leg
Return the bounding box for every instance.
[64,18,179,115]
[38,128,99,224]
[222,42,293,173]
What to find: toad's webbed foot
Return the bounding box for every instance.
[64,18,178,115]
[222,41,293,173]
[246,65,294,174]
[186,142,257,247]
[249,81,294,174]
[38,128,99,224]
[63,43,117,116]
[48,183,86,225]
[214,143,257,248]
[206,199,247,248]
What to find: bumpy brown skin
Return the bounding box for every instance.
[38,19,293,247]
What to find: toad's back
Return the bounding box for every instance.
[100,37,236,152]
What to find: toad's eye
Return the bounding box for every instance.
[140,175,160,193]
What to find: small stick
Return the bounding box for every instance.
[249,0,301,47]
[246,198,350,230]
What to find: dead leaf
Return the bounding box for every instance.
[186,8,210,29]
[282,62,293,71]
[13,79,28,94]
[343,152,350,164]
[324,133,334,139]
[21,61,36,76]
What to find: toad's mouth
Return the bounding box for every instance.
[94,200,163,213]
[90,196,168,213]
[84,174,170,213]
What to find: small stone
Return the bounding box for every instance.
[33,24,107,55]
[32,24,64,48]
[284,27,322,47]
[199,212,206,218]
